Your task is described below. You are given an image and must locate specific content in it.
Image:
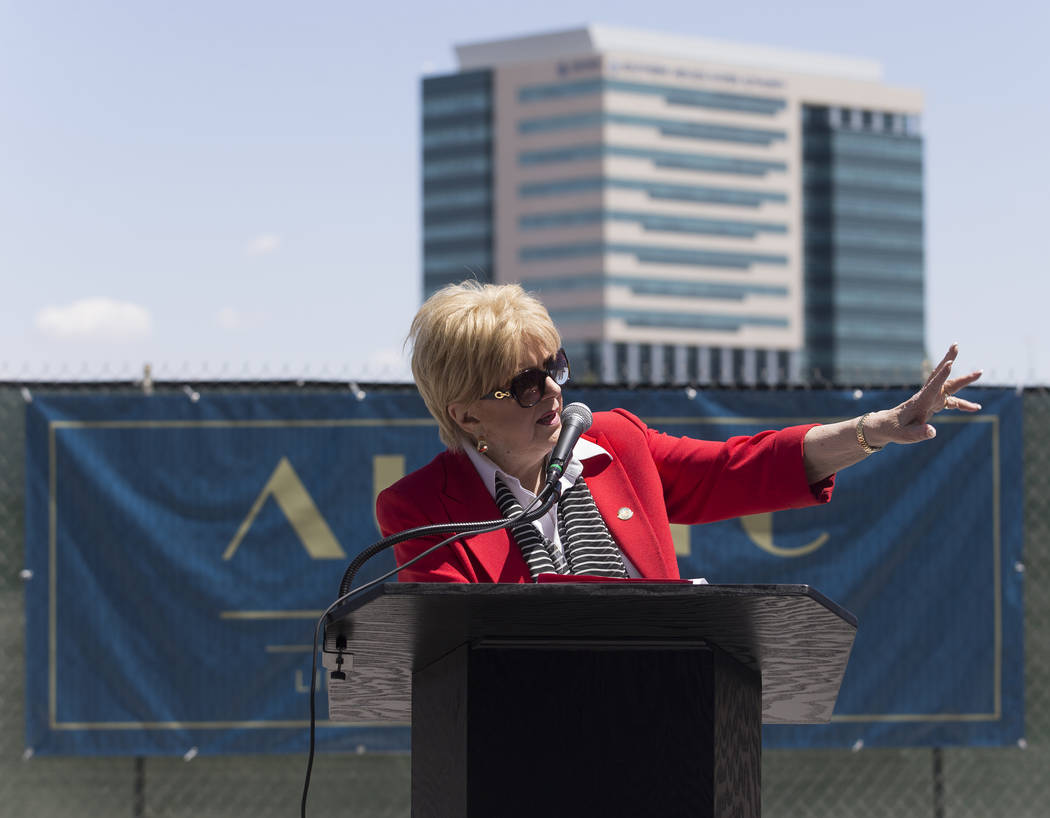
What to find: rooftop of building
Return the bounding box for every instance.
[455,23,884,83]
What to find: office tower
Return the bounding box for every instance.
[422,26,925,384]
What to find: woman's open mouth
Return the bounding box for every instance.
[537,410,559,426]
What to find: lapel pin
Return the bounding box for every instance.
[617,507,634,520]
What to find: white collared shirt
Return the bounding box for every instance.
[463,439,641,577]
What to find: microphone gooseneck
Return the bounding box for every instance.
[545,402,593,485]
[314,403,595,818]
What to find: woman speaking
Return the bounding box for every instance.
[377,281,981,583]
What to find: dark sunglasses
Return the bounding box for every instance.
[481,348,570,408]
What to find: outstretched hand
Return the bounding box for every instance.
[876,344,983,446]
[802,344,983,482]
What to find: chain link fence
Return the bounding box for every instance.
[0,381,1043,817]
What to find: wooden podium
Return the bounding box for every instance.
[323,583,856,818]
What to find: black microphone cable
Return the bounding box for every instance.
[300,486,560,818]
[338,497,549,596]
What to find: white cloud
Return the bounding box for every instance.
[246,234,280,255]
[215,307,266,331]
[35,297,152,341]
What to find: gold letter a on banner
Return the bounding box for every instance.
[223,457,347,560]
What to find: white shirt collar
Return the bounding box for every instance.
[464,437,611,501]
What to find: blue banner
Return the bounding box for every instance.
[24,387,1023,754]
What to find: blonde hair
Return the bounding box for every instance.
[409,281,561,450]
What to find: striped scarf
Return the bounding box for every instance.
[494,475,628,580]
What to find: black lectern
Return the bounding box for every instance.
[323,583,856,818]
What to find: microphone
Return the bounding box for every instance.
[545,402,593,484]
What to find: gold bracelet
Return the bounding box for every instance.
[856,412,882,454]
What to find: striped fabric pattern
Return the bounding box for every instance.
[557,478,629,578]
[494,477,567,576]
[494,475,628,580]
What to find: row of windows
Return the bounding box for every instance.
[803,164,923,193]
[422,91,491,119]
[549,307,790,332]
[822,340,926,363]
[423,249,492,274]
[423,155,490,180]
[808,258,924,280]
[831,109,921,137]
[423,142,493,164]
[803,105,922,137]
[806,339,927,360]
[806,290,924,315]
[806,316,924,343]
[424,204,491,227]
[563,341,798,386]
[806,275,923,298]
[518,111,787,146]
[806,230,924,253]
[803,147,922,177]
[805,201,924,223]
[421,110,492,134]
[520,241,788,269]
[809,251,923,274]
[423,220,492,241]
[423,234,491,255]
[423,187,491,210]
[825,244,924,264]
[805,183,923,207]
[518,77,787,116]
[424,172,490,195]
[519,176,788,208]
[519,208,787,238]
[804,130,923,163]
[423,69,491,94]
[804,352,925,381]
[804,307,924,330]
[522,274,789,301]
[806,213,923,237]
[423,124,492,149]
[518,143,787,177]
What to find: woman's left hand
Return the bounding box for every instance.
[866,343,983,448]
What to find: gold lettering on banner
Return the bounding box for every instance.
[670,523,691,556]
[372,455,405,532]
[223,457,346,560]
[740,512,829,557]
[295,669,322,693]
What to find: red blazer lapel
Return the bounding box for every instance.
[581,432,679,580]
[437,451,531,583]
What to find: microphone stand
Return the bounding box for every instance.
[302,481,563,818]
[336,478,561,598]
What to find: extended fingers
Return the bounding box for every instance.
[946,369,983,392]
[946,396,982,412]
[942,368,984,412]
[925,344,959,386]
[923,355,954,400]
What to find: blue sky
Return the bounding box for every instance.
[2,0,1047,383]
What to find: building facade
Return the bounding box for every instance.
[422,26,925,384]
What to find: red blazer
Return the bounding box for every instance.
[377,408,834,583]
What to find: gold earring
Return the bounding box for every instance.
[476,438,489,454]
